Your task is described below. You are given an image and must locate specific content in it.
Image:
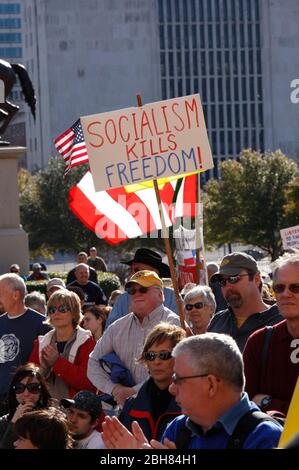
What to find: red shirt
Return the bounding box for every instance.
[243,320,299,415]
[29,336,97,398]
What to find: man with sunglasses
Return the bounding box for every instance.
[0,274,51,415]
[244,252,299,417]
[105,248,177,329]
[88,270,181,408]
[208,252,282,351]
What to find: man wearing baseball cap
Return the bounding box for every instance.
[60,390,105,449]
[208,252,282,351]
[88,270,181,408]
[46,277,66,299]
[105,248,177,329]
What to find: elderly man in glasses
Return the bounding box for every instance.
[88,270,181,407]
[243,252,299,417]
[207,252,282,351]
[101,333,282,449]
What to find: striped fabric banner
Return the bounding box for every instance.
[69,172,197,245]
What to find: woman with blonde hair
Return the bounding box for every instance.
[29,290,96,400]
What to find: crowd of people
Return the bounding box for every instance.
[0,245,298,450]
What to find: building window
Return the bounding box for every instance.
[157,0,263,178]
[158,0,164,22]
[0,47,22,58]
[174,0,180,21]
[0,18,21,28]
[0,3,20,14]
[0,33,21,43]
[159,25,165,50]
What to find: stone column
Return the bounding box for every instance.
[0,146,29,276]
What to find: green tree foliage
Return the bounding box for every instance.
[204,150,298,260]
[19,157,100,254]
[283,176,299,227]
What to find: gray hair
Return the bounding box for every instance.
[272,252,299,281]
[184,285,216,312]
[172,333,244,392]
[75,263,90,272]
[0,273,27,297]
[25,291,46,315]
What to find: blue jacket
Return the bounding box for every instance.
[98,352,134,405]
[163,393,282,449]
[119,377,181,441]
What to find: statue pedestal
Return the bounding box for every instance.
[0,146,29,276]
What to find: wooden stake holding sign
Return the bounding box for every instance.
[137,94,186,330]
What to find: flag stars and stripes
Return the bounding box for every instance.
[54,119,89,175]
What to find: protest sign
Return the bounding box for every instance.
[81,94,213,191]
[280,225,299,249]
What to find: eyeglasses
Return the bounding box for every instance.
[143,351,172,361]
[126,286,149,295]
[171,373,209,385]
[272,283,299,294]
[219,274,249,287]
[48,305,68,314]
[13,382,41,394]
[185,302,205,311]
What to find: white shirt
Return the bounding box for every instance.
[88,304,180,394]
[75,430,105,449]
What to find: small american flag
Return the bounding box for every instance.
[54,119,89,176]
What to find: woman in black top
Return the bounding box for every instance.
[0,363,52,448]
[119,322,186,441]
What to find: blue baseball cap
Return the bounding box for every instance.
[60,390,102,420]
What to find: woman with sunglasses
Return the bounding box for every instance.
[243,253,299,417]
[0,363,52,448]
[29,290,96,400]
[183,286,216,335]
[118,322,185,441]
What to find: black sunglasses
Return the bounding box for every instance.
[143,351,172,361]
[272,283,299,294]
[219,274,249,287]
[126,286,149,295]
[185,302,205,311]
[13,382,41,394]
[48,305,68,314]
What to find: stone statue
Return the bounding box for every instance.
[0,59,36,145]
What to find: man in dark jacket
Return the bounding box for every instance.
[207,252,282,351]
